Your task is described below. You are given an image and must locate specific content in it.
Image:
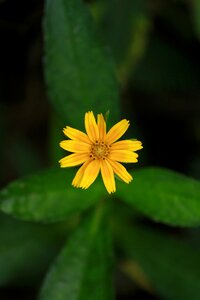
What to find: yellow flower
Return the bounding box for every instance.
[59,111,143,194]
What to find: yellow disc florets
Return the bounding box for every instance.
[90,141,110,160]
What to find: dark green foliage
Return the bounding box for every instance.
[39,207,114,300]
[117,167,200,226]
[1,167,200,227]
[0,168,105,222]
[0,0,200,299]
[44,0,119,129]
[116,220,200,300]
[0,213,66,286]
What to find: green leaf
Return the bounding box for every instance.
[0,212,65,286]
[116,167,200,226]
[39,205,114,300]
[116,220,200,300]
[0,168,105,222]
[44,0,119,129]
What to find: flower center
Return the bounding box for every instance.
[90,142,110,160]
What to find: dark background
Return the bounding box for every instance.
[0,0,200,299]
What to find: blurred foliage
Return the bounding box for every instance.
[0,212,66,287]
[39,206,114,300]
[114,208,200,300]
[0,0,200,299]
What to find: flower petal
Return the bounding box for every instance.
[79,159,100,189]
[97,113,106,141]
[100,159,116,194]
[109,150,138,163]
[107,159,133,183]
[105,119,130,145]
[59,153,88,167]
[63,126,91,144]
[72,160,90,187]
[111,140,143,151]
[85,111,99,142]
[60,140,91,153]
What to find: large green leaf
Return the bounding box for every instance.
[44,0,119,129]
[0,168,105,222]
[39,206,114,300]
[116,167,200,226]
[116,220,200,300]
[0,213,65,286]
